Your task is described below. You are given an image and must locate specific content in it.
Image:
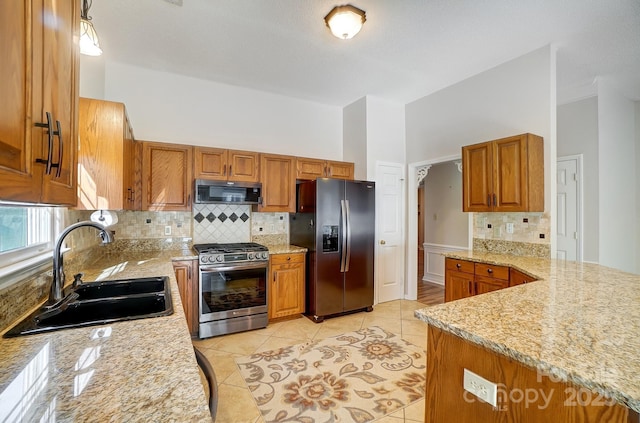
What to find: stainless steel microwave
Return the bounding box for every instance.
[194,180,262,205]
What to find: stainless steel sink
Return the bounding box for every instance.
[3,276,173,337]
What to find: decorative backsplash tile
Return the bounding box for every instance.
[192,204,251,244]
[473,212,550,244]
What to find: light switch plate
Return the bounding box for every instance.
[463,368,498,407]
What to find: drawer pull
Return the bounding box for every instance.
[487,268,493,274]
[287,256,291,261]
[456,263,461,269]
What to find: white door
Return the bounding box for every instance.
[375,162,405,303]
[557,156,581,261]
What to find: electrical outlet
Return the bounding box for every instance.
[506,222,514,234]
[164,226,171,236]
[463,369,498,407]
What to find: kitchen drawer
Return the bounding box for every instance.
[445,258,474,274]
[474,263,509,281]
[270,253,305,265]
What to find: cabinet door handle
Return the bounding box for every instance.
[493,194,497,206]
[223,164,226,176]
[52,120,63,178]
[487,194,491,206]
[229,165,232,176]
[34,111,54,175]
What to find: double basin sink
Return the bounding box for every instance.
[4,276,173,337]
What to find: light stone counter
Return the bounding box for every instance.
[0,251,211,422]
[414,251,640,413]
[265,244,308,255]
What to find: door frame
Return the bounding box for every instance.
[557,154,584,262]
[374,161,406,305]
[407,154,471,300]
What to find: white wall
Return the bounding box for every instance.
[83,62,343,159]
[364,96,406,181]
[79,55,106,99]
[597,80,637,273]
[343,98,368,180]
[424,162,467,246]
[637,101,640,272]
[557,97,599,263]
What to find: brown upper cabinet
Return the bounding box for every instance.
[142,142,193,211]
[77,98,140,210]
[260,154,296,212]
[462,133,544,212]
[296,158,354,180]
[0,1,79,205]
[194,147,259,182]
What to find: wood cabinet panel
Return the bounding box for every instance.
[444,270,474,302]
[474,275,508,295]
[260,154,295,212]
[445,258,534,302]
[296,157,354,180]
[77,98,139,210]
[474,262,509,281]
[142,142,192,211]
[462,133,544,212]
[194,147,259,182]
[0,0,79,205]
[509,268,537,287]
[194,147,226,180]
[426,325,635,423]
[269,253,305,319]
[173,259,199,337]
[445,258,475,274]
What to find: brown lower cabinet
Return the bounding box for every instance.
[269,253,305,319]
[172,259,199,337]
[445,258,535,302]
[425,325,637,422]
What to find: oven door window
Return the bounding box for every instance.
[201,267,267,314]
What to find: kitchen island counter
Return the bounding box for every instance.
[415,251,640,415]
[0,250,211,422]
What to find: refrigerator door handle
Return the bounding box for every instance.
[345,199,351,272]
[340,199,347,272]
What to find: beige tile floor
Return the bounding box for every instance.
[193,299,429,423]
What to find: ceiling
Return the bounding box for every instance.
[89,0,640,107]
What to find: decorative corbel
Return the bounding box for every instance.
[417,165,432,185]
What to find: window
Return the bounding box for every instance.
[0,205,57,269]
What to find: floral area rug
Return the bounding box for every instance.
[235,326,426,423]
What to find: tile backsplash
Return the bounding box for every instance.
[472,211,551,257]
[192,204,251,244]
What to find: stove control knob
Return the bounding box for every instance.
[216,255,223,263]
[262,252,268,259]
[248,253,254,260]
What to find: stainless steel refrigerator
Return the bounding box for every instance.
[290,178,375,322]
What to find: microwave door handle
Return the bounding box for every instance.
[340,200,347,272]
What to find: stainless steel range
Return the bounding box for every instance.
[194,242,269,338]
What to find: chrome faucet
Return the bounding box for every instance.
[49,220,114,305]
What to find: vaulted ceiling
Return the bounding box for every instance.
[89,0,640,106]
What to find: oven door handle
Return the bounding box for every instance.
[200,262,268,272]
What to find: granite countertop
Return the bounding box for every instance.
[0,251,211,422]
[414,251,640,413]
[266,244,307,254]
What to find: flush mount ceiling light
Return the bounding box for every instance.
[80,0,102,56]
[324,5,366,40]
